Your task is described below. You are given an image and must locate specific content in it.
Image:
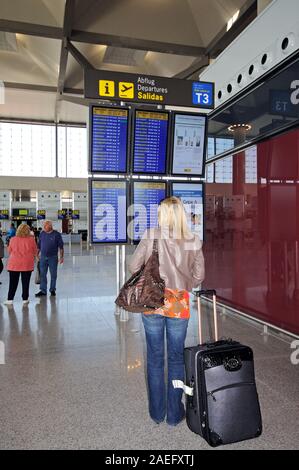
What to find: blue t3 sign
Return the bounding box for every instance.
[192,82,214,108]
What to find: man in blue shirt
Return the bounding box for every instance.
[36,220,64,297]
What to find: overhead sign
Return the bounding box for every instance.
[0,209,9,220]
[84,69,214,109]
[58,209,68,220]
[72,210,80,220]
[37,210,46,220]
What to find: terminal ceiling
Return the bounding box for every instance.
[0,0,256,123]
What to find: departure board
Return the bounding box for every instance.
[171,113,207,176]
[172,182,204,240]
[90,106,129,173]
[90,180,127,243]
[133,110,169,174]
[132,181,166,241]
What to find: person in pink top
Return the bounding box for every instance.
[4,223,38,306]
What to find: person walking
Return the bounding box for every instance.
[129,197,205,426]
[6,222,16,246]
[0,235,4,285]
[35,220,64,297]
[3,224,38,306]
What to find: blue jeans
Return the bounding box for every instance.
[40,255,58,293]
[142,314,189,425]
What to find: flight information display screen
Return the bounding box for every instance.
[172,182,204,240]
[171,113,207,176]
[133,110,169,174]
[90,106,129,173]
[132,181,166,241]
[90,180,127,243]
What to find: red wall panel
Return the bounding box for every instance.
[204,129,299,335]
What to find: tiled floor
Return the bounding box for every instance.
[0,246,298,450]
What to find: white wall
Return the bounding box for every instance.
[0,176,87,192]
[0,190,11,232]
[201,0,299,108]
[72,192,88,232]
[37,191,61,231]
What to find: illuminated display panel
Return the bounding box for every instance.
[90,106,129,173]
[12,208,34,217]
[0,210,9,220]
[58,209,67,220]
[171,182,204,241]
[133,110,169,175]
[90,180,127,244]
[37,210,46,220]
[171,113,207,176]
[72,210,80,220]
[132,181,166,242]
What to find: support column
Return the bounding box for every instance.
[229,125,249,196]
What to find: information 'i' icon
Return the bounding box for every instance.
[99,80,115,97]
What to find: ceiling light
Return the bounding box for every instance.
[227,10,240,31]
[228,123,252,132]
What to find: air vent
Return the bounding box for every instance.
[0,32,18,52]
[103,47,147,66]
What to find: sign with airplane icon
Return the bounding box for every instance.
[119,82,134,99]
[85,69,214,108]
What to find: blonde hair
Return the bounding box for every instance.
[158,197,192,240]
[16,224,31,238]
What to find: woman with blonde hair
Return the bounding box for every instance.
[4,223,38,306]
[129,197,205,426]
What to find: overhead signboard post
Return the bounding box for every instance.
[84,69,214,109]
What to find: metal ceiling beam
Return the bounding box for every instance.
[206,0,257,59]
[0,19,205,56]
[0,19,62,39]
[172,0,257,81]
[67,40,94,69]
[70,30,205,56]
[55,0,76,122]
[57,39,69,96]
[0,116,86,126]
[173,56,210,79]
[59,94,95,107]
[4,81,83,94]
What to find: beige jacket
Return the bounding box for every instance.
[129,228,205,291]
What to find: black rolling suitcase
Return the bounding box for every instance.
[174,290,262,447]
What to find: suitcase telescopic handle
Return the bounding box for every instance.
[195,289,217,297]
[195,289,219,344]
